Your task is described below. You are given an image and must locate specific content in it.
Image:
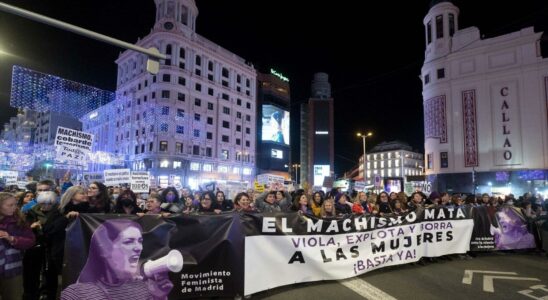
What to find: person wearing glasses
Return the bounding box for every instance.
[87,182,111,213]
[197,192,221,214]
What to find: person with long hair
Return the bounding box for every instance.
[17,191,35,214]
[320,200,337,218]
[291,194,311,214]
[113,190,142,215]
[159,187,183,213]
[234,192,257,213]
[61,219,173,300]
[0,192,35,300]
[215,190,234,211]
[198,192,221,214]
[87,182,110,213]
[310,192,323,217]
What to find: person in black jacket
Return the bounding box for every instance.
[41,186,89,300]
[112,190,142,215]
[215,190,234,211]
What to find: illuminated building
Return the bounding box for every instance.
[256,69,291,179]
[422,1,548,194]
[83,0,257,188]
[300,73,334,187]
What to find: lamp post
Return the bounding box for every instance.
[292,163,300,185]
[357,132,373,184]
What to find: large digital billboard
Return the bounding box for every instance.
[262,105,290,145]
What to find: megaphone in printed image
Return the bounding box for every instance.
[143,250,184,278]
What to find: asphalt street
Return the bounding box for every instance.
[249,252,548,300]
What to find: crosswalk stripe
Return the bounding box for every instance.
[340,278,397,300]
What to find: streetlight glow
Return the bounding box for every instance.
[357,131,373,183]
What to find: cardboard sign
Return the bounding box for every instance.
[54,126,94,165]
[131,171,150,193]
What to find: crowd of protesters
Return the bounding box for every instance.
[0,175,547,300]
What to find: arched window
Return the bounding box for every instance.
[449,13,455,36]
[166,44,172,55]
[436,15,443,38]
[181,6,188,25]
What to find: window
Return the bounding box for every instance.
[160,123,168,132]
[178,93,185,101]
[208,61,214,71]
[206,147,212,157]
[162,74,171,82]
[174,161,182,169]
[192,145,200,155]
[208,88,214,96]
[160,160,169,168]
[135,145,139,154]
[236,112,242,119]
[195,83,201,92]
[222,68,229,77]
[207,117,213,125]
[440,151,448,168]
[160,141,168,152]
[161,106,169,115]
[449,13,455,36]
[245,127,250,134]
[195,55,201,66]
[236,138,241,145]
[178,77,185,85]
[153,76,157,83]
[222,80,229,87]
[176,142,183,154]
[195,69,201,76]
[190,162,200,170]
[179,48,185,59]
[221,150,229,160]
[141,144,145,153]
[176,125,184,134]
[236,125,241,132]
[206,132,212,139]
[223,107,230,115]
[436,15,443,38]
[221,93,229,101]
[177,109,185,118]
[424,74,430,85]
[207,102,214,110]
[222,135,229,143]
[194,114,200,121]
[437,68,445,79]
[193,129,200,137]
[152,92,156,99]
[237,74,241,83]
[427,153,433,169]
[222,121,230,128]
[203,164,212,172]
[245,115,251,122]
[427,21,432,44]
[149,142,153,151]
[195,98,201,106]
[218,166,228,173]
[237,99,242,106]
[246,102,251,109]
[161,90,170,98]
[246,79,250,87]
[245,140,250,147]
[166,45,172,55]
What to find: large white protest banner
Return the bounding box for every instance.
[54,126,94,165]
[244,208,474,295]
[103,169,131,186]
[130,171,150,193]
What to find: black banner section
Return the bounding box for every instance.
[62,214,245,299]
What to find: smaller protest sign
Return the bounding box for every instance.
[103,169,131,186]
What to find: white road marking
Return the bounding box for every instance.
[483,275,540,293]
[462,270,518,284]
[340,278,397,300]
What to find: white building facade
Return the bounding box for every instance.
[82,0,257,189]
[422,1,548,194]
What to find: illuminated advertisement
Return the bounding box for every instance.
[384,178,403,193]
[313,165,330,187]
[262,105,290,145]
[271,149,283,159]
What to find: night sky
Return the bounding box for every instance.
[0,0,547,176]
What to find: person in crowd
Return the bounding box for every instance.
[320,200,337,218]
[23,191,57,300]
[334,193,352,215]
[464,195,477,206]
[377,192,394,216]
[181,195,196,214]
[480,193,491,206]
[450,193,464,207]
[505,194,516,206]
[198,192,221,214]
[159,187,183,213]
[425,191,440,208]
[113,190,142,215]
[0,192,35,300]
[61,219,173,300]
[408,192,426,211]
[41,186,89,299]
[255,190,288,213]
[352,196,364,215]
[215,191,234,211]
[18,191,35,214]
[393,200,408,214]
[292,194,311,214]
[87,182,111,213]
[389,192,398,204]
[22,180,54,213]
[439,192,450,206]
[136,196,170,217]
[275,189,292,212]
[310,192,324,217]
[60,171,74,194]
[364,195,378,215]
[234,192,258,213]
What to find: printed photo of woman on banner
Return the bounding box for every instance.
[61,218,182,300]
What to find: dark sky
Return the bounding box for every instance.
[0,0,547,176]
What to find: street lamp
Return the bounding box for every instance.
[292,163,300,185]
[357,132,373,183]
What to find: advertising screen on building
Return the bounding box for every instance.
[262,105,290,145]
[271,149,283,159]
[313,165,330,187]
